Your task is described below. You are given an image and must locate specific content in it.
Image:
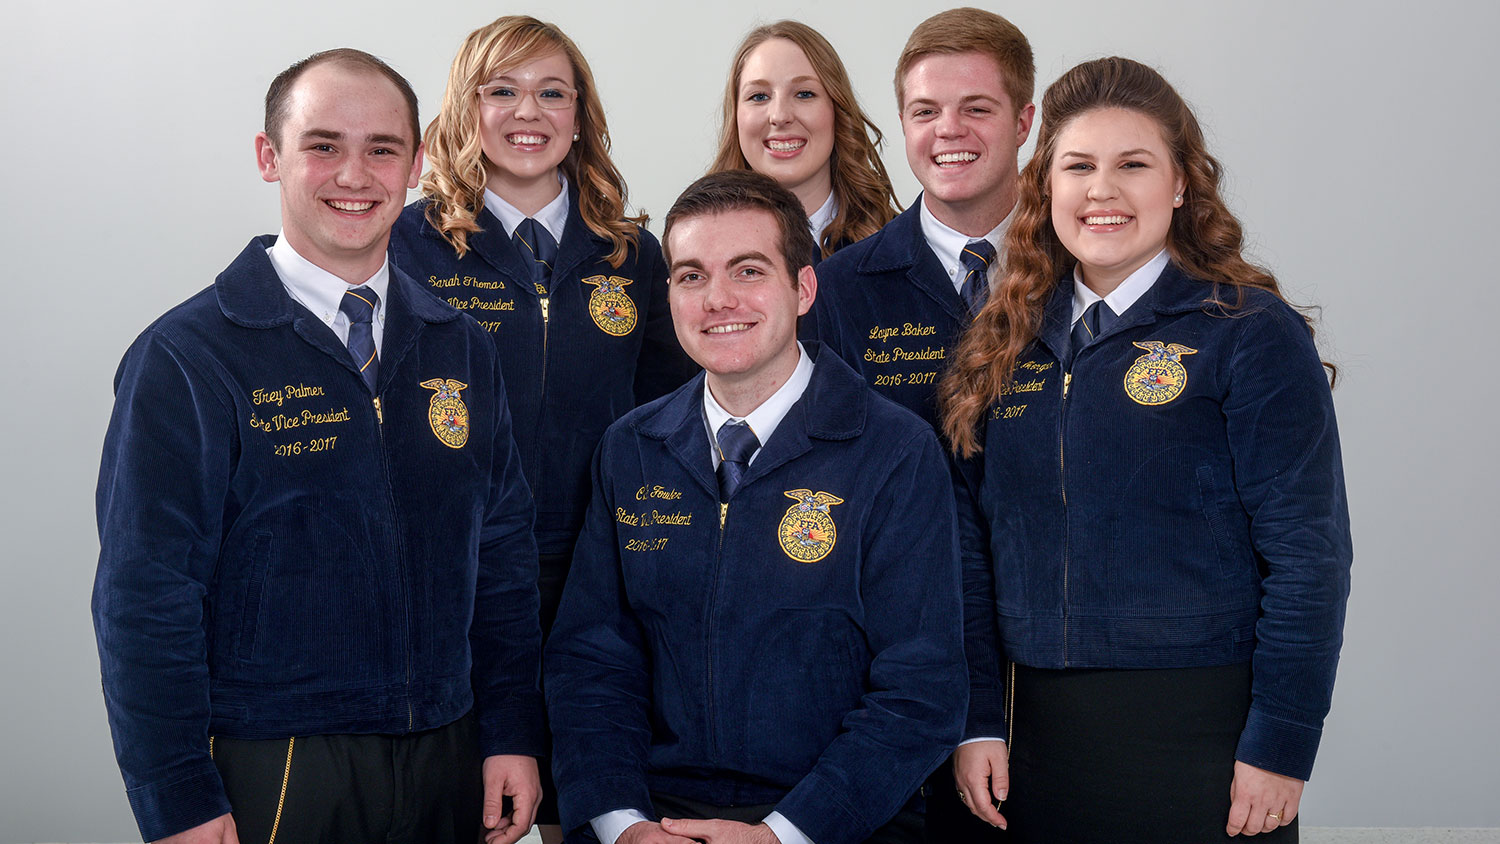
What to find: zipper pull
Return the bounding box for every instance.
[719,501,728,530]
[1063,372,1072,398]
[540,296,550,325]
[373,396,383,424]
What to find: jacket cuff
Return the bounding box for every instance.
[777,770,871,844]
[558,774,656,837]
[965,684,1007,740]
[1234,706,1323,781]
[477,694,548,758]
[127,767,231,843]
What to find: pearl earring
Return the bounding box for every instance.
[573,132,580,142]
[1175,194,1183,203]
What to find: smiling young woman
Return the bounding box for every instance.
[938,57,1350,843]
[387,17,695,843]
[709,21,899,263]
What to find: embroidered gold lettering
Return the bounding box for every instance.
[891,345,945,362]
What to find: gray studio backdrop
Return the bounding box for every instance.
[2,1,1495,841]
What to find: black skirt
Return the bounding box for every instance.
[1004,662,1298,844]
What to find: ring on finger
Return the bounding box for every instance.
[957,789,968,801]
[1266,811,1282,821]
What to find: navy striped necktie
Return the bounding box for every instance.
[1069,300,1113,369]
[715,420,760,502]
[513,217,557,293]
[959,239,995,317]
[339,286,379,392]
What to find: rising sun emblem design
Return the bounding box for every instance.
[1123,341,1198,406]
[582,275,638,336]
[777,489,844,563]
[419,378,470,448]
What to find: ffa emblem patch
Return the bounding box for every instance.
[418,378,470,448]
[1123,341,1198,406]
[778,489,844,563]
[582,275,638,336]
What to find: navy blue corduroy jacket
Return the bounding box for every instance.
[962,264,1352,780]
[810,199,967,431]
[545,346,967,844]
[93,237,544,841]
[390,197,695,556]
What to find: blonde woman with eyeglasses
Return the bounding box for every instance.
[389,17,694,843]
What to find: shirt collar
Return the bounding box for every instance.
[483,170,571,243]
[808,192,838,246]
[919,197,1013,291]
[1071,249,1170,324]
[267,231,389,327]
[702,343,815,467]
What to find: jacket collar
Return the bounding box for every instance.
[634,342,868,500]
[216,234,460,391]
[854,198,965,320]
[1036,260,1214,362]
[438,182,608,294]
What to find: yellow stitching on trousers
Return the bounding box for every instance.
[268,737,295,844]
[1005,662,1016,748]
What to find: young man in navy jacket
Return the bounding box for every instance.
[807,10,1037,839]
[93,50,543,844]
[810,9,1035,433]
[544,171,966,844]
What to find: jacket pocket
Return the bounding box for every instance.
[1196,464,1254,585]
[236,531,274,662]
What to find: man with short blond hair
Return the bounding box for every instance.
[808,8,1037,839]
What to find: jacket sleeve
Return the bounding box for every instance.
[471,344,546,757]
[543,437,656,833]
[774,429,968,844]
[92,329,236,842]
[953,449,1006,740]
[1224,303,1352,781]
[633,230,698,404]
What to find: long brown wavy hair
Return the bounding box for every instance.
[709,21,899,257]
[940,56,1334,457]
[420,16,642,265]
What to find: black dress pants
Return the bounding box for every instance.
[211,712,483,843]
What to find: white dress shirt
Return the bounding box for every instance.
[918,197,1013,295]
[591,344,817,844]
[267,233,390,354]
[807,192,838,251]
[1071,249,1170,326]
[703,344,814,468]
[483,170,571,242]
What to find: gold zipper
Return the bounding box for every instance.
[373,396,383,424]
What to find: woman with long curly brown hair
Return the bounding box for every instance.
[389,18,693,843]
[709,20,899,262]
[939,57,1351,843]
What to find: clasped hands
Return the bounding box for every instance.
[619,817,779,844]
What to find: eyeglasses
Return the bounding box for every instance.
[476,83,578,110]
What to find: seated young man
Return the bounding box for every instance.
[544,170,966,844]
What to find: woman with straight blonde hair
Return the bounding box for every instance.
[710,20,899,263]
[390,17,692,843]
[939,57,1350,843]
